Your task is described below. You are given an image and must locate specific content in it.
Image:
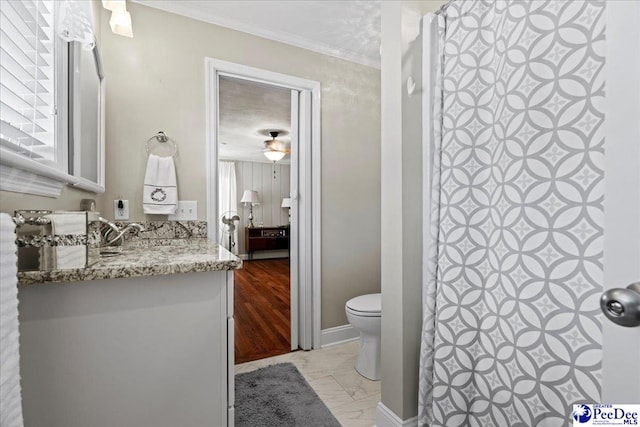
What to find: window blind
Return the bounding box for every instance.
[0,0,57,165]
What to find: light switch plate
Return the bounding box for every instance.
[114,200,129,220]
[168,200,197,221]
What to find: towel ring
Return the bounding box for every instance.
[145,131,178,158]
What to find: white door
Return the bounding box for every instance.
[289,88,313,351]
[290,89,299,351]
[601,0,640,403]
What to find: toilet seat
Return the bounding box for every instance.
[346,294,381,317]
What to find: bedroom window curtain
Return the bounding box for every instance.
[218,161,238,253]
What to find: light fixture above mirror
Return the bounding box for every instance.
[102,0,126,12]
[103,0,133,37]
[110,10,133,37]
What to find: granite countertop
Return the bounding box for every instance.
[18,239,242,286]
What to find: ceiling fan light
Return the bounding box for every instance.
[264,150,286,162]
[265,139,286,152]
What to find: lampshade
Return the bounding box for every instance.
[102,0,126,11]
[240,190,260,204]
[281,198,291,208]
[109,10,133,37]
[264,150,286,162]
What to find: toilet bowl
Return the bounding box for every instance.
[345,293,381,381]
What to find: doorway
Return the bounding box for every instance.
[205,58,322,359]
[217,76,293,362]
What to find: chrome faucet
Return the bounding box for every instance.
[174,220,194,238]
[98,217,145,246]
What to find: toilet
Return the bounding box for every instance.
[345,293,381,381]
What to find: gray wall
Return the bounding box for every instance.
[97,2,381,329]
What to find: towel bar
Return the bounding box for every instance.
[145,131,178,158]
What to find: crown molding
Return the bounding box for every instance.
[130,0,381,69]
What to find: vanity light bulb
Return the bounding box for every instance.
[102,0,126,12]
[110,10,133,38]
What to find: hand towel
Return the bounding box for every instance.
[0,213,24,427]
[48,246,87,270]
[42,212,87,270]
[45,212,87,235]
[143,154,178,215]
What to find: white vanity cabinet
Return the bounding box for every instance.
[18,270,235,427]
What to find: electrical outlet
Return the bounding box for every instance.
[169,200,197,221]
[114,199,129,220]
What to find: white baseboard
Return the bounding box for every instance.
[375,402,418,427]
[320,324,359,348]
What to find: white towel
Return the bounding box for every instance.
[0,213,24,427]
[47,246,86,270]
[143,154,178,215]
[45,212,87,235]
[42,212,87,270]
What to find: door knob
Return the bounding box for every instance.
[600,282,640,327]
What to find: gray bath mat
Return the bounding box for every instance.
[235,362,342,427]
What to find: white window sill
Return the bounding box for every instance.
[0,149,104,197]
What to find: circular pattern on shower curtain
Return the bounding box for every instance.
[419,1,605,426]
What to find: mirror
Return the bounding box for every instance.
[68,41,105,192]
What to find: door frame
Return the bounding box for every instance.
[601,0,640,403]
[205,58,322,351]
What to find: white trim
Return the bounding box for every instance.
[290,89,300,351]
[298,89,312,350]
[70,176,104,193]
[375,402,419,427]
[320,324,359,348]
[130,0,379,69]
[205,61,217,241]
[0,150,73,185]
[205,58,322,351]
[311,86,322,349]
[68,42,106,194]
[601,0,640,403]
[0,149,103,194]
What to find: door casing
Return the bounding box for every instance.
[205,58,322,352]
[601,0,640,402]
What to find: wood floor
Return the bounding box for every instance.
[234,258,291,364]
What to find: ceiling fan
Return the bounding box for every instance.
[264,131,290,162]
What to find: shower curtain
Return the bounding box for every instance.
[218,161,238,253]
[419,1,605,426]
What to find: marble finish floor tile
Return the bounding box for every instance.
[331,393,380,427]
[235,341,380,427]
[331,366,381,401]
[308,375,355,409]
